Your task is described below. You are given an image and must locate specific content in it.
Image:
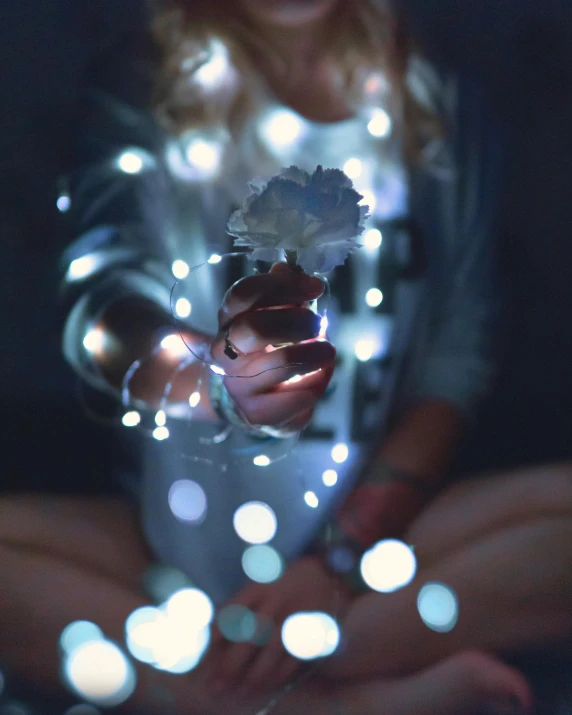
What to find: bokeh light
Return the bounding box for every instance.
[152,426,169,441]
[175,297,192,318]
[57,194,71,212]
[322,469,338,487]
[242,545,284,583]
[67,255,100,281]
[304,491,319,508]
[281,612,340,660]
[168,479,207,524]
[417,582,459,633]
[365,288,384,308]
[253,454,271,467]
[117,151,144,174]
[343,157,363,180]
[172,259,190,279]
[331,443,349,464]
[160,334,188,357]
[121,411,141,428]
[363,228,383,250]
[233,501,277,544]
[189,391,201,408]
[360,539,417,593]
[207,253,222,264]
[142,564,192,604]
[354,338,375,362]
[185,138,222,175]
[261,109,304,146]
[82,328,105,354]
[154,410,166,427]
[217,605,257,643]
[63,640,135,706]
[165,588,214,631]
[125,599,211,674]
[367,108,392,138]
[60,621,104,656]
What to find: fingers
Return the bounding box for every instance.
[219,264,325,327]
[211,307,321,364]
[226,341,336,393]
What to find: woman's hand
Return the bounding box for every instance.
[202,556,352,699]
[210,262,336,431]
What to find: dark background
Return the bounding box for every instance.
[1,0,572,491]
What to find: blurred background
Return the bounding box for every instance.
[1,0,571,711]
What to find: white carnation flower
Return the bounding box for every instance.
[227,165,369,274]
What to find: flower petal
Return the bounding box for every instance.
[248,247,285,263]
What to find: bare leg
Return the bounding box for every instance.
[0,494,532,715]
[319,465,572,681]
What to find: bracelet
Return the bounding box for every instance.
[208,370,297,440]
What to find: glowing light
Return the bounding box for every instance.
[155,410,166,427]
[322,469,338,487]
[57,194,71,212]
[166,588,214,631]
[153,426,169,441]
[360,539,417,593]
[233,501,277,545]
[125,603,209,674]
[125,607,169,664]
[343,158,363,180]
[363,228,382,250]
[83,328,105,354]
[242,545,283,584]
[118,151,144,174]
[168,479,207,524]
[367,108,392,138]
[63,640,135,706]
[281,612,340,660]
[207,253,222,264]
[417,582,458,633]
[365,288,384,307]
[253,454,271,467]
[121,411,141,428]
[60,621,104,656]
[189,391,201,408]
[195,40,228,87]
[262,109,303,146]
[284,374,303,385]
[160,334,188,357]
[210,364,225,376]
[304,491,319,509]
[217,605,257,643]
[355,339,375,362]
[185,139,221,174]
[172,259,190,279]
[68,255,100,281]
[143,564,191,603]
[319,315,329,337]
[331,443,349,464]
[175,297,192,318]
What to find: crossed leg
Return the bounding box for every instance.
[1,463,571,714]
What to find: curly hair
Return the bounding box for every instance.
[149,0,443,165]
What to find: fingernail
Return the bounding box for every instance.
[482,694,531,715]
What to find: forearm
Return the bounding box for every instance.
[329,400,466,551]
[88,295,217,418]
[378,399,465,485]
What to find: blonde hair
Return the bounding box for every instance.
[150,0,443,164]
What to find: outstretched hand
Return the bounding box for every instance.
[210,263,336,432]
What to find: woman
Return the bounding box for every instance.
[3,0,571,713]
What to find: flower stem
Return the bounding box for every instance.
[285,250,303,273]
